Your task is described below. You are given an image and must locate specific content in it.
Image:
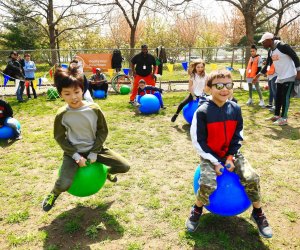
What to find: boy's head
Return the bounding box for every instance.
[54,68,84,94]
[138,79,146,89]
[54,68,84,109]
[206,69,234,106]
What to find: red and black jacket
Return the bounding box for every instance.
[191,99,243,164]
[0,100,13,126]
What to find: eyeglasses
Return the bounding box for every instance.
[212,82,234,90]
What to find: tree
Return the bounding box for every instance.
[215,0,300,60]
[0,0,107,64]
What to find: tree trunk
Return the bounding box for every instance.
[243,9,256,68]
[47,0,57,65]
[129,26,136,59]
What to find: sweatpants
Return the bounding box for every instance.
[52,146,130,195]
[275,81,294,119]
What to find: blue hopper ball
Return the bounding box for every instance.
[193,165,251,216]
[139,94,160,114]
[0,126,15,139]
[94,90,106,99]
[183,100,199,124]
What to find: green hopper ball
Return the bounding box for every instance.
[120,85,131,95]
[59,161,108,197]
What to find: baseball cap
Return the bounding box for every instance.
[258,32,274,43]
[96,68,101,71]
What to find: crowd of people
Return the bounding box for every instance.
[1,32,300,240]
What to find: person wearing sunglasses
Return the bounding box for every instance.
[187,69,272,239]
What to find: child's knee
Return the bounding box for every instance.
[55,178,73,192]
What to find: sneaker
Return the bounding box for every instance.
[42,192,59,212]
[161,106,167,109]
[265,104,272,108]
[133,102,140,107]
[268,106,275,112]
[129,101,135,105]
[265,115,279,121]
[258,100,265,107]
[14,135,22,140]
[250,211,273,238]
[185,205,203,232]
[273,117,288,126]
[171,114,178,122]
[107,173,118,183]
[246,98,253,105]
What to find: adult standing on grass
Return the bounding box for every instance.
[129,44,157,105]
[253,32,300,126]
[23,54,37,99]
[5,51,25,102]
[245,45,265,107]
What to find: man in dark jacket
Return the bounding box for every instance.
[5,51,25,102]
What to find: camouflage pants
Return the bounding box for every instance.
[196,153,261,205]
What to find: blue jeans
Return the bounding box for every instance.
[268,76,277,105]
[16,81,25,101]
[4,117,21,138]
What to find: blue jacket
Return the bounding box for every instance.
[24,60,36,79]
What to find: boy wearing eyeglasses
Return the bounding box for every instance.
[187,70,272,238]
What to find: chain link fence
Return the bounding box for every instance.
[1,46,299,96]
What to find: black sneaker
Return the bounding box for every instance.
[251,211,273,238]
[265,104,272,108]
[185,205,203,232]
[129,101,135,105]
[107,173,118,183]
[42,192,59,212]
[14,135,22,140]
[171,114,178,122]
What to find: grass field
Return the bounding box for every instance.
[0,89,299,250]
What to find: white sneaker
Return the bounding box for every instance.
[265,115,279,121]
[246,98,253,105]
[273,118,288,126]
[259,100,265,107]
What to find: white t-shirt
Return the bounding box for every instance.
[191,74,207,96]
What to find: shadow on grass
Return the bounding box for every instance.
[39,201,124,250]
[264,125,300,140]
[0,138,19,148]
[183,214,270,250]
[173,123,191,140]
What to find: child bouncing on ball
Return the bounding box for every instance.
[187,69,272,238]
[42,67,130,212]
